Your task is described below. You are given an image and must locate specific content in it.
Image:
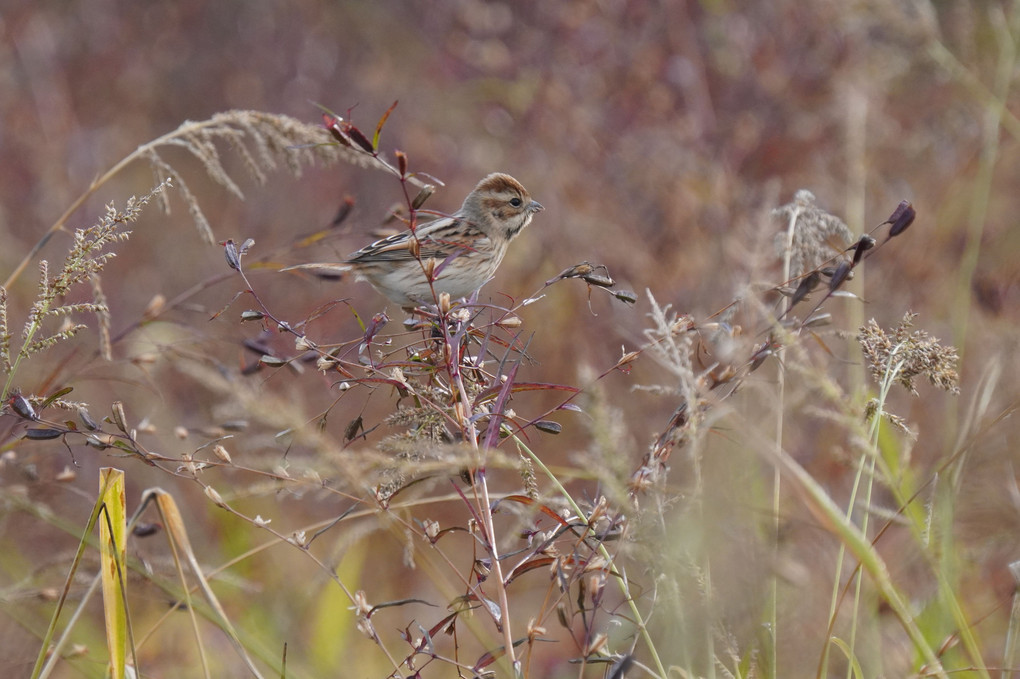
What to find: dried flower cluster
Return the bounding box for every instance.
[2,182,170,391]
[143,111,352,242]
[772,189,855,278]
[857,312,960,395]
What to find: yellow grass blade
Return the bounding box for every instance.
[98,468,128,679]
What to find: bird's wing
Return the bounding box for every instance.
[345,217,489,264]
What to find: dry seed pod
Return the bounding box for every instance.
[345,123,375,153]
[406,235,421,260]
[828,262,852,291]
[26,428,63,440]
[613,289,638,304]
[411,184,435,209]
[111,401,128,433]
[582,272,615,288]
[7,392,38,421]
[222,239,241,271]
[852,234,876,266]
[534,420,562,435]
[323,114,351,146]
[78,408,99,431]
[790,272,821,307]
[887,201,916,237]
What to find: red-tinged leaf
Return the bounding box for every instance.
[505,556,556,584]
[494,495,571,527]
[345,123,374,153]
[373,100,398,150]
[475,381,581,406]
[426,611,460,639]
[25,428,63,440]
[473,637,533,671]
[482,362,521,449]
[494,493,535,508]
[395,150,408,177]
[322,113,350,146]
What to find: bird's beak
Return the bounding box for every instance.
[529,201,544,213]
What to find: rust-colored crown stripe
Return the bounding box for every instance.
[475,172,528,197]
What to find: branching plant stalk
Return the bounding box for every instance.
[443,319,518,673]
[513,436,668,679]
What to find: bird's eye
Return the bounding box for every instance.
[509,197,523,208]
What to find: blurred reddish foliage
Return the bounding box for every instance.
[1,1,1019,676]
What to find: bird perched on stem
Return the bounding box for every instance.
[287,173,543,308]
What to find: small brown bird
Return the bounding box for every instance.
[290,173,543,307]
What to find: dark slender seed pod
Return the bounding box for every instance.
[852,234,876,266]
[829,261,852,291]
[888,202,916,237]
[790,271,821,307]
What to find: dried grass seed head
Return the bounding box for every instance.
[772,190,854,277]
[857,312,960,395]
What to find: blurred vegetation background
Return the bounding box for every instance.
[1,1,1018,677]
